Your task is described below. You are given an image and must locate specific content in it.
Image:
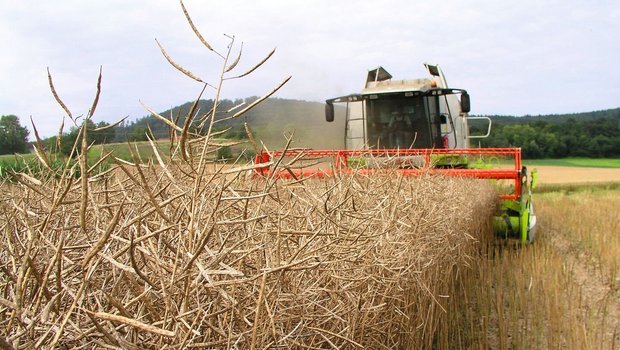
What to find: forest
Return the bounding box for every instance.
[472,108,620,158]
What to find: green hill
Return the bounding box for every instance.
[115,97,346,149]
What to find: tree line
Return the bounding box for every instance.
[0,115,30,154]
[472,113,620,158]
[2,105,619,158]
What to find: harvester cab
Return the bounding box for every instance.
[254,64,538,243]
[324,64,491,152]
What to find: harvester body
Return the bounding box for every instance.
[329,64,478,150]
[254,64,537,242]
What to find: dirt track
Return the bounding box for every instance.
[532,165,620,184]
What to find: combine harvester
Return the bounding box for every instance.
[254,64,537,243]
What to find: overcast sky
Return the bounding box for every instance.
[1,0,619,137]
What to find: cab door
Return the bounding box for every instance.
[345,100,366,150]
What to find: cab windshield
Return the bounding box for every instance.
[365,96,440,149]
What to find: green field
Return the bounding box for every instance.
[0,139,251,179]
[0,153,36,162]
[523,157,620,168]
[0,142,166,179]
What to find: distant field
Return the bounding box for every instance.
[0,139,249,169]
[523,157,620,168]
[0,153,35,162]
[528,165,620,185]
[88,140,170,162]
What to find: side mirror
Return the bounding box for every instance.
[325,102,334,122]
[460,92,471,113]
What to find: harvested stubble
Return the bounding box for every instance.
[0,160,496,349]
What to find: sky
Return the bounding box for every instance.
[1,0,619,138]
